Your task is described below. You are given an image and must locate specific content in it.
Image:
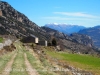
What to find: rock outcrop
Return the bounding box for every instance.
[70,33,93,47]
[79,25,100,48]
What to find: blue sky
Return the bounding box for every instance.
[3,0,100,27]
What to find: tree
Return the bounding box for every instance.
[52,38,57,46]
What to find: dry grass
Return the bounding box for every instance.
[0,51,15,74]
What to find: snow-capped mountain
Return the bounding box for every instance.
[44,23,86,34]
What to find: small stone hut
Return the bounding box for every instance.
[39,40,47,46]
[21,35,39,44]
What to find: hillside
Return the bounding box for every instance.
[42,27,96,54]
[79,25,100,48]
[0,1,50,40]
[44,23,85,34]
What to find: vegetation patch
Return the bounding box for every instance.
[0,37,3,43]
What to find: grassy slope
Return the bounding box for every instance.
[44,47,100,75]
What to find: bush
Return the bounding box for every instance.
[0,37,3,43]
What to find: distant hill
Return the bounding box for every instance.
[79,25,100,48]
[44,23,86,34]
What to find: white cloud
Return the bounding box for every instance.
[54,12,99,18]
[41,12,100,27]
[42,16,99,21]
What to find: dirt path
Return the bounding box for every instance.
[24,53,39,75]
[0,53,17,75]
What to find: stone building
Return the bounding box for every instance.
[22,36,39,44]
[39,40,47,46]
[22,35,48,46]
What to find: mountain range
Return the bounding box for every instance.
[44,23,86,34]
[0,1,98,54]
[44,23,100,48]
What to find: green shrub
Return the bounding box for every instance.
[0,37,3,43]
